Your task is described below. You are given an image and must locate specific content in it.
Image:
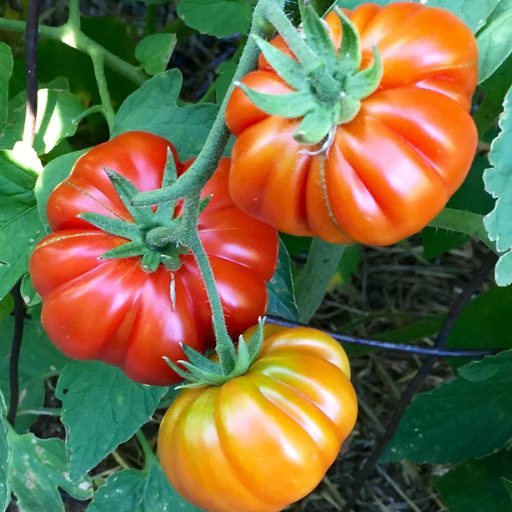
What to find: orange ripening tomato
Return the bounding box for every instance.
[29,132,279,386]
[225,3,478,246]
[158,325,358,512]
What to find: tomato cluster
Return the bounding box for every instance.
[30,2,480,511]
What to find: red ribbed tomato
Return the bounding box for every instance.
[226,3,478,246]
[29,132,279,386]
[158,325,358,512]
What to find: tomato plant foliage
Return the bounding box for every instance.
[0,0,511,511]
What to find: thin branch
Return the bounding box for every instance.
[295,240,346,323]
[7,281,26,426]
[22,0,40,146]
[266,315,500,358]
[0,18,146,86]
[340,250,499,512]
[429,208,495,252]
[89,48,115,132]
[8,0,39,428]
[136,430,155,466]
[131,0,284,207]
[67,0,81,31]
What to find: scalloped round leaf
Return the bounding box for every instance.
[177,0,252,38]
[135,33,177,76]
[86,459,203,512]
[113,70,221,160]
[435,450,512,512]
[0,42,13,128]
[56,361,167,482]
[8,432,92,512]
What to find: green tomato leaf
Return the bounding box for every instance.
[20,273,41,307]
[301,3,337,68]
[0,146,40,191]
[458,349,512,381]
[135,33,177,76]
[0,311,70,433]
[34,149,88,233]
[8,431,92,512]
[422,155,495,258]
[113,69,221,160]
[280,233,312,258]
[252,36,309,92]
[267,239,299,321]
[237,84,316,118]
[487,0,512,23]
[435,450,512,512]
[0,393,11,512]
[177,0,252,38]
[0,79,84,155]
[335,243,361,284]
[421,0,500,32]
[215,61,238,105]
[56,361,168,482]
[484,85,512,285]
[0,156,45,300]
[475,52,512,137]
[446,285,512,369]
[86,457,202,512]
[477,8,512,83]
[503,477,512,505]
[382,349,512,464]
[0,43,13,129]
[0,294,13,323]
[421,228,469,260]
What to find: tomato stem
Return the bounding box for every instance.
[263,6,340,104]
[188,232,237,374]
[135,430,155,465]
[428,208,495,251]
[296,239,346,323]
[131,0,286,208]
[0,19,147,86]
[179,194,237,373]
[67,0,81,32]
[88,48,115,133]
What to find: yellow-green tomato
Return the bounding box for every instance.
[158,325,358,512]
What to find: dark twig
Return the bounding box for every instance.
[266,315,500,358]
[7,281,26,426]
[7,0,39,428]
[340,250,498,512]
[22,0,40,145]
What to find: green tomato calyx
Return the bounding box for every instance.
[166,318,266,388]
[242,4,383,147]
[78,150,195,273]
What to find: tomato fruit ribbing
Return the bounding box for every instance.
[226,2,478,246]
[30,131,279,386]
[158,325,358,512]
